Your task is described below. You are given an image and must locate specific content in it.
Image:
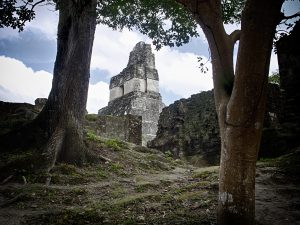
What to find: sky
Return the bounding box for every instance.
[0,2,298,113]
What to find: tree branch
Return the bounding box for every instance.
[229,29,241,44]
[18,0,47,30]
[31,0,47,9]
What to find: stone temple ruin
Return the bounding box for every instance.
[98,41,164,145]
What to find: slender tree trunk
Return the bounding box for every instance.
[176,0,283,224]
[31,0,97,171]
[217,1,283,224]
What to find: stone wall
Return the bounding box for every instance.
[85,114,142,145]
[266,20,300,155]
[99,91,164,145]
[148,90,220,165]
[276,20,300,130]
[260,84,286,157]
[149,83,294,165]
[0,100,143,145]
[0,99,45,135]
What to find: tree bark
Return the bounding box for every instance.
[218,1,284,224]
[23,0,97,172]
[176,0,283,224]
[0,0,99,178]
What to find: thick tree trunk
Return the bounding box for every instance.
[32,0,97,171]
[176,0,283,224]
[0,0,97,175]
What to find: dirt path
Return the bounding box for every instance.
[255,166,300,225]
[0,165,299,225]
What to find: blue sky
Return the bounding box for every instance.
[1,2,297,113]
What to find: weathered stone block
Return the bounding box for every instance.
[124,78,146,95]
[148,90,220,165]
[147,79,159,93]
[34,98,47,111]
[85,114,142,145]
[110,87,124,101]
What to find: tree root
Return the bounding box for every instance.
[45,176,51,186]
[0,193,26,208]
[98,155,111,163]
[0,175,14,185]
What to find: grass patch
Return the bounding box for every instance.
[9,185,88,208]
[175,181,210,194]
[86,130,103,143]
[0,118,30,135]
[192,168,219,182]
[113,193,158,207]
[50,164,109,184]
[86,130,129,152]
[175,190,209,201]
[108,162,125,175]
[85,114,98,122]
[3,151,33,166]
[258,157,279,167]
[135,182,160,193]
[0,150,47,181]
[97,166,108,178]
[25,208,104,225]
[110,185,127,198]
[105,139,128,151]
[54,163,78,175]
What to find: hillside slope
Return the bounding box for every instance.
[0,131,299,225]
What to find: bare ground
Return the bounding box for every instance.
[0,136,299,225]
[255,165,300,225]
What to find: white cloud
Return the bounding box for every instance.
[26,4,58,40]
[155,47,213,98]
[91,26,149,76]
[269,50,279,74]
[0,56,52,104]
[0,85,30,103]
[224,23,241,35]
[0,56,109,114]
[87,82,109,114]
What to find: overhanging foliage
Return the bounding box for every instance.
[97,0,199,49]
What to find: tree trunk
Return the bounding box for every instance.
[217,1,284,224]
[176,0,283,224]
[32,0,97,171]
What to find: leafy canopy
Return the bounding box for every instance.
[221,0,246,24]
[269,70,280,85]
[2,0,299,50]
[97,0,199,49]
[97,0,250,49]
[0,0,248,49]
[0,0,36,31]
[0,0,55,31]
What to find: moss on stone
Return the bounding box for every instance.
[85,114,98,122]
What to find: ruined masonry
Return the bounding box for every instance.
[98,42,165,145]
